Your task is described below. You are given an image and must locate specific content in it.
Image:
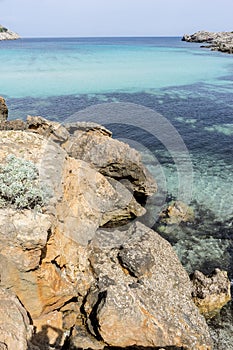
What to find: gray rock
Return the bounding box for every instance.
[0,97,8,122]
[182,30,233,54]
[191,269,231,318]
[0,119,26,130]
[84,222,212,349]
[26,115,70,143]
[65,121,112,137]
[0,25,20,40]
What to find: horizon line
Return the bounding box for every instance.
[19,34,183,39]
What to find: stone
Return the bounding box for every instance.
[31,311,66,349]
[0,119,26,131]
[191,269,231,318]
[55,157,146,246]
[62,123,157,197]
[0,25,20,40]
[65,121,112,137]
[159,200,194,225]
[0,131,69,318]
[0,288,32,350]
[182,30,233,54]
[69,326,105,350]
[0,97,8,122]
[0,129,147,324]
[84,222,212,349]
[0,122,214,350]
[101,177,146,226]
[0,209,51,272]
[26,115,70,143]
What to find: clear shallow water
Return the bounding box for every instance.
[0,37,232,97]
[1,37,233,286]
[1,35,233,348]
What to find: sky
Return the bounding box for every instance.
[1,0,233,37]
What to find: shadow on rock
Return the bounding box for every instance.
[28,325,64,350]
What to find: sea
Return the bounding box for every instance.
[0,37,232,347]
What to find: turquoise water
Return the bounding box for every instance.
[0,37,232,98]
[0,36,233,348]
[0,36,232,263]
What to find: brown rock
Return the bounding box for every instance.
[26,115,69,143]
[0,288,32,350]
[62,123,157,197]
[55,157,146,246]
[65,121,112,137]
[31,311,66,348]
[0,97,8,122]
[0,209,51,272]
[84,222,212,349]
[0,129,146,323]
[191,269,231,318]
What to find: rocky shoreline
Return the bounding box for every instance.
[0,97,231,350]
[0,25,20,41]
[182,30,233,54]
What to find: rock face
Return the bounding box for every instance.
[82,222,213,350]
[62,122,157,197]
[0,97,8,122]
[0,288,32,350]
[0,115,215,350]
[0,25,20,40]
[191,269,231,319]
[182,30,233,54]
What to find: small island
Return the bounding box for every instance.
[0,24,20,40]
[182,30,233,54]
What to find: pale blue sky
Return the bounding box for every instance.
[1,0,233,37]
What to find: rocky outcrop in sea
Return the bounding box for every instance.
[0,97,231,350]
[0,25,20,40]
[182,30,233,54]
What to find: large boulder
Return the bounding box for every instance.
[0,123,214,350]
[0,129,147,345]
[62,122,157,197]
[80,222,212,350]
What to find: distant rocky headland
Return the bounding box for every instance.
[182,30,233,54]
[0,24,20,40]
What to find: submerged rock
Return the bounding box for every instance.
[191,269,231,319]
[159,200,195,225]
